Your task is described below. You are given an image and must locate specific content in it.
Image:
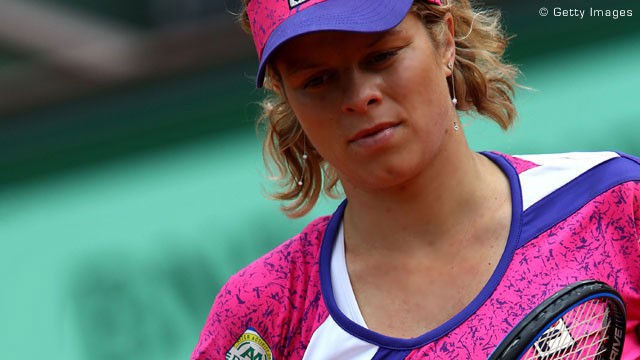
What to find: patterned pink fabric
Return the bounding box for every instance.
[247,0,328,59]
[192,153,640,359]
[191,216,331,359]
[406,181,640,358]
[495,152,540,174]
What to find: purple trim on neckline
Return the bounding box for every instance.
[318,151,524,349]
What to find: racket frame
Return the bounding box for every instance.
[488,280,626,360]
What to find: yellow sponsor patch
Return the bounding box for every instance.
[226,328,273,360]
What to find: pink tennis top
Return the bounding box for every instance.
[192,151,640,359]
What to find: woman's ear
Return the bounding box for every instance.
[440,12,456,76]
[264,77,281,93]
[264,67,284,95]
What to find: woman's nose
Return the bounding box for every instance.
[341,70,382,114]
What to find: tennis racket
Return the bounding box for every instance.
[488,280,626,360]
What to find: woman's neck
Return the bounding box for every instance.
[341,141,510,255]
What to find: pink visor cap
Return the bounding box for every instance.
[246,0,442,87]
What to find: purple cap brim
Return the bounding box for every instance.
[256,0,414,87]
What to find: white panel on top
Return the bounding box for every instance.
[301,316,380,360]
[516,151,619,211]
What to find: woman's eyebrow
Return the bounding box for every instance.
[365,28,403,48]
[282,60,323,77]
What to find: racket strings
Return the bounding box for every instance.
[520,298,613,359]
[556,299,609,358]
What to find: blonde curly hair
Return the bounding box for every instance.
[238,0,520,218]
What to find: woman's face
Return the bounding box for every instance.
[273,13,456,191]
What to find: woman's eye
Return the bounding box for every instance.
[304,74,328,89]
[369,50,399,65]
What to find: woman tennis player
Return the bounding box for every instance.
[192,0,640,358]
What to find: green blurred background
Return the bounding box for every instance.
[0,0,638,359]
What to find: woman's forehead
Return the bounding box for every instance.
[287,27,404,51]
[273,15,417,65]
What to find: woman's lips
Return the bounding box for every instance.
[348,122,400,150]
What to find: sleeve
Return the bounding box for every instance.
[627,153,640,244]
[189,232,315,360]
[190,259,290,360]
[190,276,247,360]
[635,180,640,246]
[618,152,640,246]
[189,216,331,360]
[624,180,640,360]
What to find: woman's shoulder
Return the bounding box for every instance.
[191,215,333,359]
[494,150,640,174]
[213,213,331,324]
[492,151,640,189]
[228,214,331,288]
[491,151,640,231]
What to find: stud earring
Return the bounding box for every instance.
[448,62,460,131]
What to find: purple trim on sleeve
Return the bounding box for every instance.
[616,151,640,165]
[520,155,640,247]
